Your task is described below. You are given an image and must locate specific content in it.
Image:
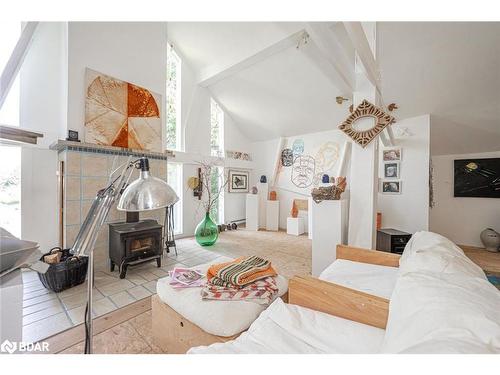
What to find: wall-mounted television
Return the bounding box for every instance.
[454,158,500,198]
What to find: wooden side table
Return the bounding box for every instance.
[460,245,500,289]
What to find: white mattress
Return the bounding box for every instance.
[156,258,288,337]
[319,259,399,299]
[188,298,385,354]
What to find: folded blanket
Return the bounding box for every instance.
[207,256,277,288]
[201,277,279,305]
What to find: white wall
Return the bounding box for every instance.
[21,148,59,251]
[179,58,253,233]
[430,150,500,247]
[378,115,431,234]
[19,22,67,249]
[20,22,67,147]
[251,129,349,232]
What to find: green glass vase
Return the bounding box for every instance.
[195,212,219,246]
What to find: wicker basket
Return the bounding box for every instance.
[38,247,88,293]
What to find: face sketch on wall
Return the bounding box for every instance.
[291,155,315,188]
[313,142,340,186]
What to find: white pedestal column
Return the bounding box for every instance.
[245,194,259,231]
[311,199,348,276]
[0,270,23,348]
[287,217,305,236]
[265,200,279,231]
[257,182,268,229]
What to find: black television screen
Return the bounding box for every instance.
[454,158,500,198]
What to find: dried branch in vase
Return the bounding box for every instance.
[196,159,228,215]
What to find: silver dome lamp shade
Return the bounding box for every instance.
[118,158,179,211]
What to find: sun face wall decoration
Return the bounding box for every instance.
[338,99,395,148]
[85,68,162,152]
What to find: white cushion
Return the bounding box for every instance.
[400,231,464,267]
[382,271,500,353]
[188,298,385,354]
[320,259,399,299]
[156,259,288,337]
[399,244,486,280]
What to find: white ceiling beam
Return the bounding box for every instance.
[343,22,396,147]
[197,29,305,88]
[343,22,381,91]
[0,22,39,111]
[304,22,354,95]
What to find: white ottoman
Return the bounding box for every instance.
[152,258,288,353]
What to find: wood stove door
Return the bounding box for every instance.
[124,232,161,260]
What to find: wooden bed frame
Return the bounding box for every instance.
[152,245,400,352]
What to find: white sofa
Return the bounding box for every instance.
[189,231,500,354]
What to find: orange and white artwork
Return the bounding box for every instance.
[85,69,162,152]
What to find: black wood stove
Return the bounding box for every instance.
[108,214,163,279]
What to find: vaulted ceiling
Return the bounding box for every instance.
[168,22,500,155]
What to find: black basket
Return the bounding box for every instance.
[38,247,89,293]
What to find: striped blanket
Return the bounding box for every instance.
[201,277,278,305]
[207,256,277,288]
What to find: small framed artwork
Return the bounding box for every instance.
[381,180,402,194]
[383,147,402,162]
[384,162,400,178]
[228,170,249,193]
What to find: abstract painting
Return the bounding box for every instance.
[281,148,294,167]
[454,158,500,198]
[85,68,162,152]
[228,170,249,193]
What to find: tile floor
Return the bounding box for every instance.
[22,229,311,346]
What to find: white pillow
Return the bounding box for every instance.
[399,244,486,280]
[399,231,464,267]
[382,271,500,353]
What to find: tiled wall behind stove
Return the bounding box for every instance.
[61,150,167,271]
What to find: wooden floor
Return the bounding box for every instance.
[460,245,500,275]
[46,229,312,354]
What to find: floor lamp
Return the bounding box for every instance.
[71,156,179,354]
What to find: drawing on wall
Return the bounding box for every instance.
[383,147,402,161]
[225,150,252,161]
[381,180,402,194]
[228,170,249,193]
[292,139,304,157]
[291,155,315,188]
[281,148,294,167]
[313,141,340,186]
[454,158,500,198]
[84,68,162,152]
[384,162,400,178]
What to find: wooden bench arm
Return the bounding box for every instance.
[288,276,389,329]
[336,244,400,267]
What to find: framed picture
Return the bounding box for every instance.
[454,158,500,198]
[383,147,402,162]
[228,170,249,193]
[381,180,402,194]
[384,162,400,178]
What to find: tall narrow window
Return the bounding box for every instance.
[166,44,182,151]
[209,166,224,224]
[0,22,21,237]
[167,162,183,235]
[210,98,224,157]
